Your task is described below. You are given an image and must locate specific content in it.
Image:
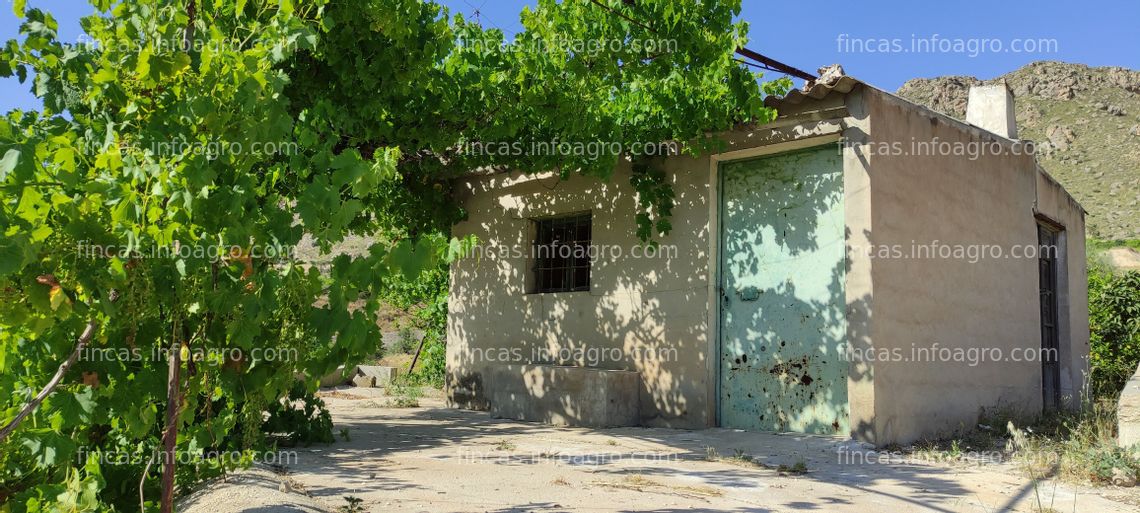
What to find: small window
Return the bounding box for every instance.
[532,212,591,293]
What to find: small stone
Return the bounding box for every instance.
[352,373,376,388]
[1108,104,1126,116]
[1112,467,1137,487]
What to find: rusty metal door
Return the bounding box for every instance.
[717,145,848,434]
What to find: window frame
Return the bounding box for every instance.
[529,211,592,294]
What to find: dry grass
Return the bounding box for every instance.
[592,474,723,498]
[316,390,368,400]
[906,401,1140,487]
[704,446,774,470]
[1007,400,1139,486]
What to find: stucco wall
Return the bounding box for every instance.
[863,89,1089,444]
[447,159,714,428]
[446,85,1089,443]
[1034,170,1091,400]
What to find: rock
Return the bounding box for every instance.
[815,64,845,86]
[896,75,978,118]
[1104,248,1140,271]
[1112,467,1136,487]
[1108,104,1126,116]
[1046,125,1076,151]
[1105,66,1140,92]
[351,373,376,388]
[1020,105,1042,126]
[1129,124,1140,136]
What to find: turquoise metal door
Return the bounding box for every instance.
[717,145,848,434]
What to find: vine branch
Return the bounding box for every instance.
[0,320,98,444]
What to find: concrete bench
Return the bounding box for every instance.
[1119,363,1140,449]
[487,364,640,428]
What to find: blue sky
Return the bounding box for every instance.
[3,0,1138,113]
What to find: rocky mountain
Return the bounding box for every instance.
[896,61,1140,240]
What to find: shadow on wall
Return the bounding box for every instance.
[447,147,873,435]
[447,159,711,428]
[717,146,870,436]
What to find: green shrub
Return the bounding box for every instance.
[413,333,447,388]
[377,248,449,388]
[262,381,336,446]
[383,379,424,408]
[1088,266,1140,398]
[394,325,420,355]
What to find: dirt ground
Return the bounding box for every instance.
[193,387,1140,512]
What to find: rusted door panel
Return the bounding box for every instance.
[718,145,848,434]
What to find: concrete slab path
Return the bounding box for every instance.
[253,388,1140,513]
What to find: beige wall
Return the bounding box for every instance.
[1034,170,1091,401]
[447,85,1089,442]
[863,89,1089,444]
[839,89,878,443]
[447,158,714,428]
[447,106,856,429]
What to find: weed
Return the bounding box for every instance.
[948,439,963,459]
[339,428,351,442]
[704,446,774,470]
[623,474,655,487]
[777,458,808,475]
[1008,400,1140,485]
[494,439,516,451]
[908,400,1140,486]
[337,496,365,513]
[382,380,423,408]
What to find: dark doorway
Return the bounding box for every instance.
[1037,223,1061,410]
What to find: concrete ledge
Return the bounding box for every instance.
[487,364,640,428]
[352,365,399,388]
[294,365,349,388]
[1119,363,1140,449]
[318,365,348,387]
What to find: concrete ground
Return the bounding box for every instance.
[230,387,1139,513]
[179,466,328,513]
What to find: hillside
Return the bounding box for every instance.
[896,61,1140,240]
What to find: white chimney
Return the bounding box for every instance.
[966,83,1018,139]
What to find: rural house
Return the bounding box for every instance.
[444,69,1090,445]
